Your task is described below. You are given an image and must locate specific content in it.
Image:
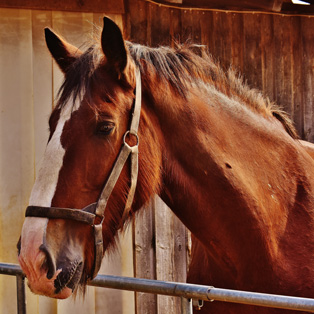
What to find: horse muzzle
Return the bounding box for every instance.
[18,216,86,298]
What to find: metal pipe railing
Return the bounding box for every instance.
[0,263,26,314]
[90,274,314,312]
[2,263,314,313]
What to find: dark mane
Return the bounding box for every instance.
[56,40,298,138]
[128,42,298,138]
[56,45,104,110]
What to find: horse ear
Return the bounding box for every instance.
[44,28,82,73]
[101,17,127,76]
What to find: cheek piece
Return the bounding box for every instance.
[25,68,142,279]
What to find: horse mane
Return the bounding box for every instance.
[128,42,298,139]
[55,39,298,139]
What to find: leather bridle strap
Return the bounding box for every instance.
[25,203,97,225]
[25,68,142,280]
[95,68,141,219]
[92,68,141,278]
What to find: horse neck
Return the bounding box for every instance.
[145,77,314,283]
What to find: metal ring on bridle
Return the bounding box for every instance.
[123,130,139,148]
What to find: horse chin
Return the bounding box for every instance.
[52,287,73,299]
[53,261,84,298]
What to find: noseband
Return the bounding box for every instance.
[25,69,142,279]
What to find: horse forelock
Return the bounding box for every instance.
[56,46,102,111]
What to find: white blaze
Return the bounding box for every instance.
[20,100,80,277]
[29,101,78,207]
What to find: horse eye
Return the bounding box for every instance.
[97,122,115,135]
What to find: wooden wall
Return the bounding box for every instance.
[1,1,314,314]
[125,0,314,142]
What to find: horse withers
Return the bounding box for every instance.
[18,16,314,313]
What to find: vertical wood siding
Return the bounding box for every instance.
[126,0,314,142]
[1,1,314,313]
[0,9,34,314]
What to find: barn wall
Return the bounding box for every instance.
[1,1,314,314]
[125,0,314,142]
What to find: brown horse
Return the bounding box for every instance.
[18,16,314,313]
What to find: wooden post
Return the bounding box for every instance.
[133,196,190,313]
[133,199,157,314]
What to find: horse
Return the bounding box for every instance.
[18,16,314,313]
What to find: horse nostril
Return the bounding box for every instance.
[17,237,21,256]
[39,244,56,279]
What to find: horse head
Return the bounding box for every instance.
[18,17,162,298]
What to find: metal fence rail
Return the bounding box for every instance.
[2,262,314,313]
[0,263,26,314]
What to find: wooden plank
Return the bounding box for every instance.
[155,197,188,314]
[260,13,275,102]
[230,12,244,72]
[273,15,296,123]
[31,10,53,175]
[191,10,202,44]
[215,11,233,69]
[120,228,136,314]
[169,7,181,45]
[96,247,124,314]
[199,11,213,50]
[301,16,314,142]
[146,4,153,46]
[273,15,286,111]
[242,12,263,90]
[180,9,201,44]
[133,202,157,314]
[95,229,135,314]
[211,11,226,64]
[277,16,294,117]
[289,16,304,138]
[0,0,124,14]
[150,2,172,46]
[126,0,148,44]
[0,8,36,314]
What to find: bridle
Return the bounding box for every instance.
[25,68,142,279]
